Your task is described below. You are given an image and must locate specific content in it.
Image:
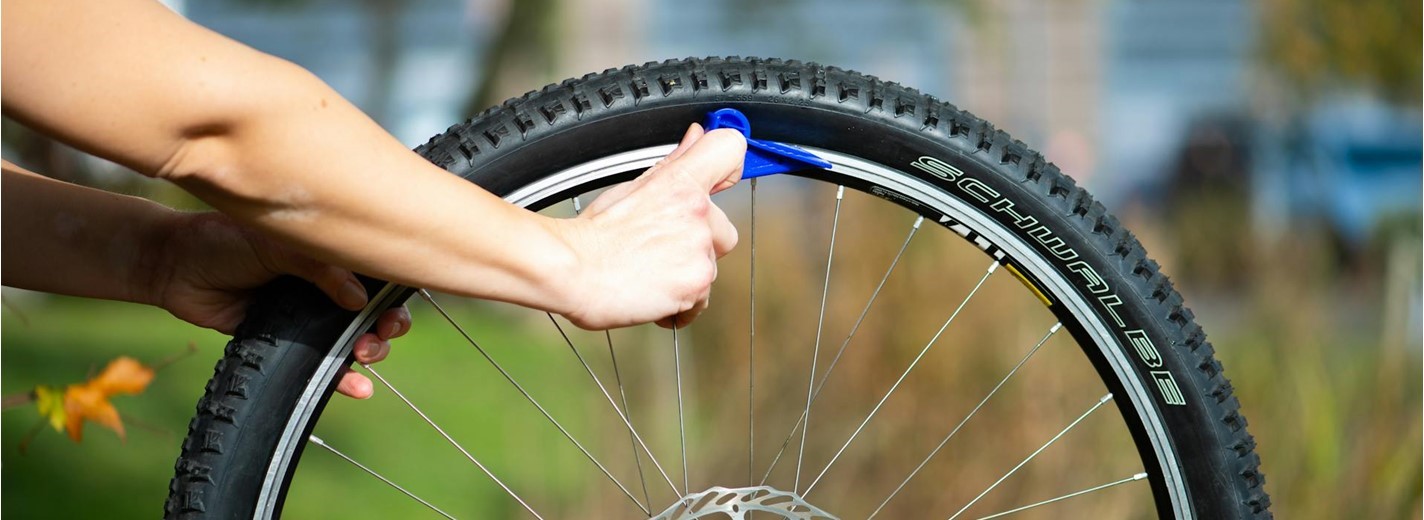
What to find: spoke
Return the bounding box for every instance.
[757,215,924,486]
[673,326,690,494]
[747,177,758,487]
[564,196,662,502]
[546,315,674,504]
[868,322,1063,518]
[802,261,1000,497]
[947,393,1116,520]
[607,331,660,502]
[418,290,649,516]
[567,196,666,502]
[795,185,844,492]
[361,365,540,519]
[974,472,1148,520]
[307,435,457,519]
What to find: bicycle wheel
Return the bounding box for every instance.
[164,57,1271,519]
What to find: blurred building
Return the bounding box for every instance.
[181,0,1243,190]
[179,0,1417,242]
[182,0,491,146]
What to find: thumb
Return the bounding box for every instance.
[662,128,746,193]
[267,249,368,311]
[305,265,368,311]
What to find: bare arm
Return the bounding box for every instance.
[2,0,743,329]
[1,161,177,305]
[2,0,577,314]
[2,160,410,398]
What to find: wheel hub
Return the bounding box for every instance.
[650,486,836,519]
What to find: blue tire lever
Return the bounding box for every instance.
[703,108,832,179]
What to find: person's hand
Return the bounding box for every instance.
[140,212,407,399]
[555,124,745,330]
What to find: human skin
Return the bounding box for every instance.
[1,0,745,396]
[2,160,410,398]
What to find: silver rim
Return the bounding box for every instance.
[254,145,1191,519]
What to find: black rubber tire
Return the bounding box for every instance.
[165,57,1271,519]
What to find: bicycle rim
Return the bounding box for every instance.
[253,146,1190,519]
[167,58,1269,520]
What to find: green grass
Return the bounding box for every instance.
[2,295,231,518]
[2,199,1419,519]
[1,294,627,518]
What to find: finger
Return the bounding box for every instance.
[666,123,705,162]
[591,124,714,216]
[646,123,707,173]
[336,368,374,399]
[706,201,738,257]
[676,297,710,328]
[353,334,391,364]
[298,262,368,311]
[376,306,411,340]
[686,301,708,326]
[581,179,640,215]
[655,285,711,329]
[662,128,746,193]
[248,228,367,311]
[265,243,369,311]
[711,177,740,195]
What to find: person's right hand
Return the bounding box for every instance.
[555,124,745,330]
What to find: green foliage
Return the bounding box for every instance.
[1258,0,1422,105]
[2,187,1417,517]
[1,298,228,518]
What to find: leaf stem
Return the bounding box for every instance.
[1,391,36,410]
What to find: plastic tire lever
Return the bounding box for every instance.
[703,108,833,179]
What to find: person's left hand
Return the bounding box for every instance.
[140,212,406,399]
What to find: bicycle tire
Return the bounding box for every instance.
[164,57,1271,519]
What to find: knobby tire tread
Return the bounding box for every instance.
[166,57,1270,519]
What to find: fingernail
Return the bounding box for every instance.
[381,320,399,339]
[340,279,367,309]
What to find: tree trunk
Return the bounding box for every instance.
[463,0,560,117]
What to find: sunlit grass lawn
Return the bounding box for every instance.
[0,293,592,518]
[2,205,1420,519]
[3,294,231,518]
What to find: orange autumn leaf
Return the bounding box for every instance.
[60,356,155,442]
[63,384,123,442]
[90,356,155,395]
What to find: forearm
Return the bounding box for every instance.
[2,0,579,315]
[168,87,580,313]
[0,162,177,305]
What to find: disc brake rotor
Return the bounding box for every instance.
[650,486,837,520]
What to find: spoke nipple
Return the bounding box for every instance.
[309,435,326,446]
[912,215,925,229]
[1100,393,1114,403]
[572,197,583,213]
[1050,322,1063,333]
[987,262,1000,274]
[1133,472,1149,480]
[835,185,845,199]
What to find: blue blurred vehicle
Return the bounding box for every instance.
[1256,97,1422,249]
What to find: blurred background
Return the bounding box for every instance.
[3,0,1419,518]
